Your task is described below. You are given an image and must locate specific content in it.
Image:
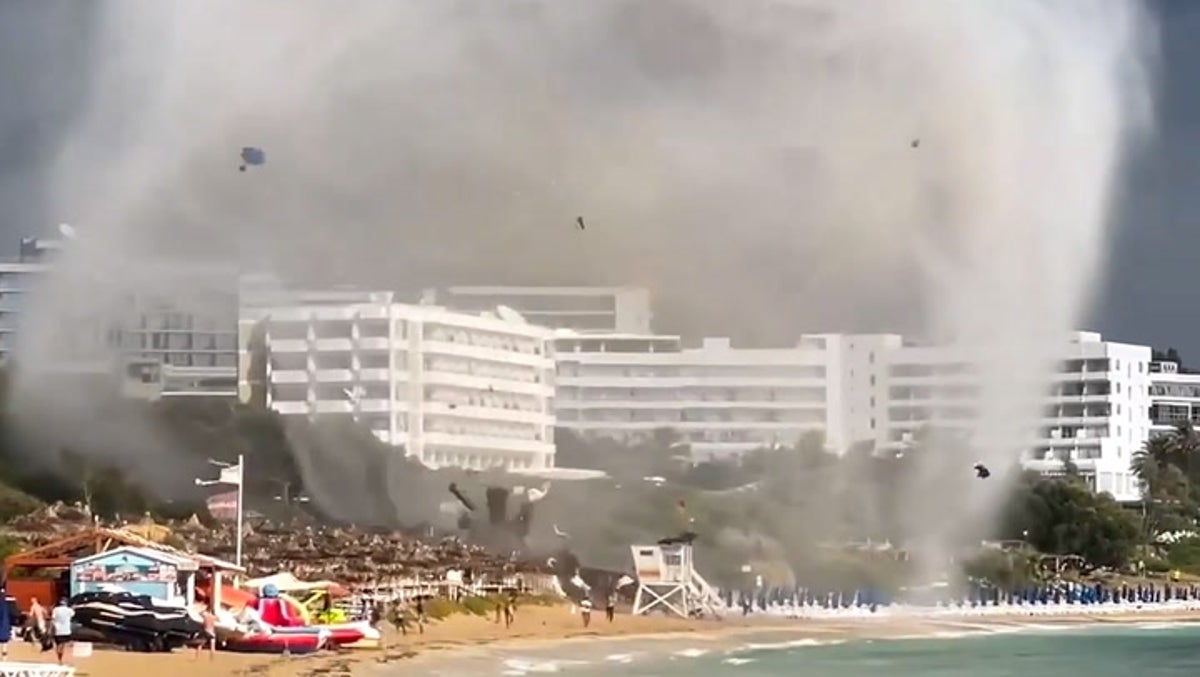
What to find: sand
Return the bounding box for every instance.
[9,605,1200,676]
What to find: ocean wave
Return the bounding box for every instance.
[740,638,848,651]
[673,648,711,658]
[1133,622,1200,631]
[723,657,757,666]
[502,657,589,674]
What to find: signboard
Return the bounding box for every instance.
[207,490,238,521]
[75,552,178,584]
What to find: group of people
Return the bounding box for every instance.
[4,594,76,665]
[578,593,618,628]
[376,596,428,636]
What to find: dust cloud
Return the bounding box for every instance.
[5,1,1157,576]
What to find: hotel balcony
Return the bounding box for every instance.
[422,432,553,455]
[420,339,551,368]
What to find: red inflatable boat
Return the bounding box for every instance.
[272,623,372,647]
[222,632,325,655]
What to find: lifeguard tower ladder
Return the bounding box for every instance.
[629,542,724,619]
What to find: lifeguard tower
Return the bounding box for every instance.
[629,536,724,618]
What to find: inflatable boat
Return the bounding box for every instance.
[222,632,325,655]
[271,621,380,648]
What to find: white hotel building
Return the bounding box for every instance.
[1148,359,1200,434]
[554,329,1153,502]
[243,293,557,472]
[554,333,845,456]
[877,332,1151,502]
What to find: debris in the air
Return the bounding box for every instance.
[239,146,266,172]
[526,483,550,503]
[576,216,586,231]
[553,524,570,539]
[974,463,991,479]
[58,223,77,240]
[911,139,920,148]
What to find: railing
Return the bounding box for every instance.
[0,664,75,677]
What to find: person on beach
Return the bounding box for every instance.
[580,598,593,628]
[503,595,514,629]
[370,599,384,629]
[605,593,616,623]
[193,605,216,661]
[414,597,426,634]
[51,598,73,665]
[28,597,46,645]
[387,602,408,636]
[0,586,12,660]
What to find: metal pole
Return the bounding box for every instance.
[236,453,245,571]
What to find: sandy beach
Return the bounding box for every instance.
[6,603,1200,677]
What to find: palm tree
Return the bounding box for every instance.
[1132,433,1191,551]
[1131,435,1172,493]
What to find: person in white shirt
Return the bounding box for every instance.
[50,599,74,665]
[579,598,593,628]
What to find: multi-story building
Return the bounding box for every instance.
[427,286,653,334]
[554,333,845,458]
[555,329,1150,502]
[1148,359,1200,434]
[107,262,241,397]
[0,235,239,397]
[244,293,557,472]
[873,331,1150,502]
[0,261,50,360]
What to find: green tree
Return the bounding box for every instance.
[1003,474,1139,569]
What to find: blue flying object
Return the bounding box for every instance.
[239,147,266,172]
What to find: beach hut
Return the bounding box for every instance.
[4,527,243,611]
[70,546,199,603]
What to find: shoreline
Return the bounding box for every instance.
[268,604,1200,676]
[7,605,1200,676]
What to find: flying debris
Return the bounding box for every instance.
[526,483,550,503]
[973,463,991,479]
[659,531,698,546]
[553,524,570,539]
[615,575,636,590]
[58,223,77,240]
[239,146,266,172]
[911,139,920,148]
[575,216,586,231]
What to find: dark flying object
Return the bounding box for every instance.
[575,216,585,231]
[911,139,920,148]
[239,147,266,172]
[973,463,991,479]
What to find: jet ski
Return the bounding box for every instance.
[70,591,203,652]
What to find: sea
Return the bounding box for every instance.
[419,623,1200,676]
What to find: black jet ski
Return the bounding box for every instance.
[69,591,203,652]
